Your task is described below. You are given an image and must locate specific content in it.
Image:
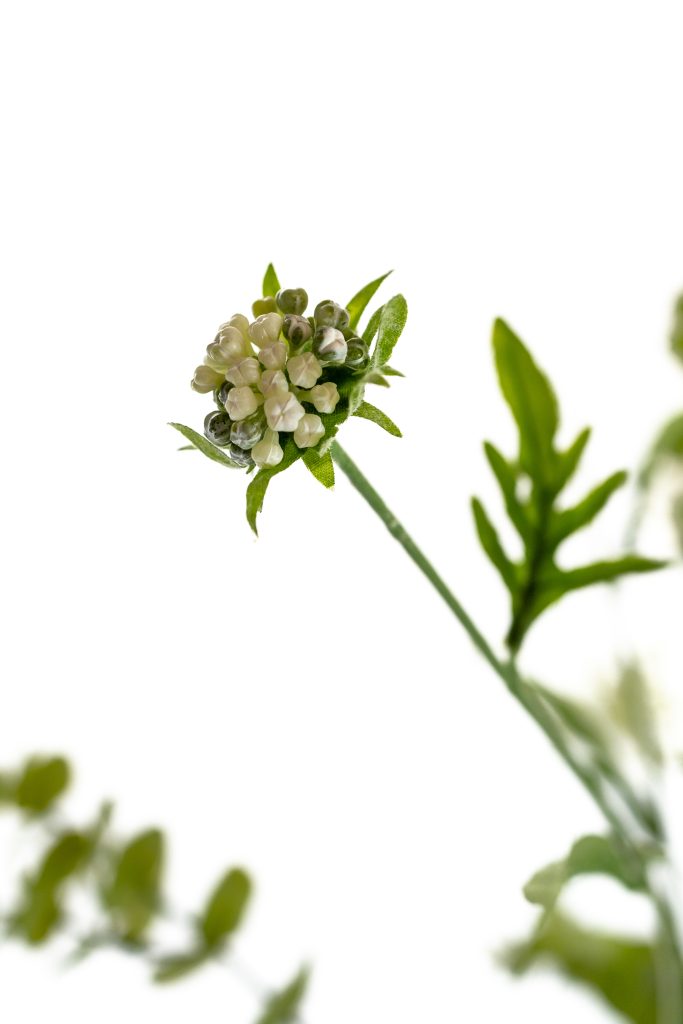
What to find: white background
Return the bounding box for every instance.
[1,1,683,1021]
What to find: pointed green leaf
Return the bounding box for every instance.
[246,437,303,534]
[263,263,281,298]
[200,867,252,948]
[154,949,211,983]
[471,498,518,594]
[255,967,310,1024]
[362,304,384,345]
[303,448,335,488]
[373,294,408,368]
[483,442,530,543]
[14,831,91,943]
[169,423,240,469]
[15,756,70,814]
[504,914,657,1024]
[540,556,668,601]
[549,471,628,548]
[610,662,663,766]
[492,319,559,488]
[639,413,683,487]
[524,834,646,913]
[346,271,392,331]
[553,427,591,494]
[383,365,405,377]
[105,829,164,942]
[353,402,402,437]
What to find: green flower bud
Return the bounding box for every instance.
[230,408,267,450]
[226,385,259,421]
[287,352,322,388]
[228,443,254,468]
[313,299,350,330]
[204,409,233,446]
[312,326,348,365]
[293,413,325,449]
[345,337,370,370]
[276,288,308,316]
[282,314,313,346]
[252,296,279,317]
[192,365,225,393]
[216,380,233,407]
[252,428,284,468]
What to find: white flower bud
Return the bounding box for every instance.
[293,413,325,449]
[226,386,259,421]
[206,328,246,370]
[191,364,224,393]
[309,381,340,414]
[226,357,261,387]
[251,429,284,468]
[249,312,283,348]
[264,392,305,432]
[287,352,322,388]
[220,313,250,341]
[258,369,289,397]
[258,341,288,370]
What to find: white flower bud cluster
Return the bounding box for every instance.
[192,303,344,469]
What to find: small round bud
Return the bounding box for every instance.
[287,352,322,388]
[258,341,288,371]
[313,300,350,330]
[308,381,340,414]
[252,428,284,468]
[228,443,254,468]
[226,385,259,421]
[230,408,267,450]
[218,314,250,342]
[276,288,308,316]
[345,337,370,370]
[249,312,283,348]
[192,365,225,393]
[204,409,233,446]
[216,380,233,407]
[264,392,305,432]
[312,326,348,365]
[258,369,289,397]
[252,296,279,318]
[293,413,325,449]
[226,356,261,387]
[282,314,313,346]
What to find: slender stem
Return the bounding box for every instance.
[332,441,683,1018]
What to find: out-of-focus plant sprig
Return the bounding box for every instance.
[0,754,309,1024]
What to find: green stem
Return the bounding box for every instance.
[331,441,682,1019]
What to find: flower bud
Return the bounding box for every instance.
[313,299,350,330]
[258,341,288,370]
[287,352,322,388]
[226,385,259,421]
[258,369,289,397]
[252,296,279,318]
[228,443,254,468]
[204,409,233,446]
[309,381,340,414]
[206,327,246,370]
[282,314,313,346]
[226,356,261,387]
[252,428,284,468]
[345,337,370,370]
[249,312,283,348]
[293,413,325,449]
[219,314,250,342]
[216,380,233,407]
[276,288,308,316]
[192,365,225,393]
[230,408,266,450]
[312,326,348,365]
[264,392,305,432]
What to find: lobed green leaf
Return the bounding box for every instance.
[549,471,628,548]
[471,498,518,594]
[483,442,529,543]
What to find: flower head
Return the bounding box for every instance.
[173,264,406,533]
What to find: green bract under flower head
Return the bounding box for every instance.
[171,265,406,533]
